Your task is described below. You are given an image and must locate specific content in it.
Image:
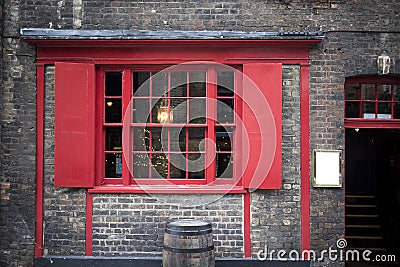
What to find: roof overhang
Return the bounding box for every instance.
[21,28,324,41]
[21,29,324,65]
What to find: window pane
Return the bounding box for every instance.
[217,72,234,96]
[345,102,360,118]
[217,98,234,123]
[189,98,206,124]
[188,128,205,152]
[170,154,186,179]
[105,127,122,151]
[170,72,187,97]
[133,72,150,96]
[133,127,148,151]
[151,127,167,151]
[105,153,122,178]
[216,153,233,178]
[216,126,233,151]
[378,84,392,100]
[105,72,122,96]
[133,98,149,123]
[152,72,168,97]
[361,84,376,100]
[169,128,186,152]
[345,84,360,100]
[188,153,205,179]
[395,103,400,119]
[170,98,187,123]
[189,72,206,97]
[394,85,400,101]
[362,102,376,118]
[105,98,122,123]
[378,102,392,118]
[152,98,169,123]
[133,153,149,178]
[152,153,168,178]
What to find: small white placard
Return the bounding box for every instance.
[377,113,392,119]
[313,150,342,187]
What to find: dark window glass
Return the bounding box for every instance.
[105,72,122,96]
[171,72,187,97]
[345,102,360,118]
[345,84,360,100]
[133,72,150,96]
[217,98,234,123]
[217,72,234,96]
[105,99,122,123]
[216,126,233,151]
[216,153,232,178]
[189,72,206,97]
[105,153,122,178]
[105,127,122,151]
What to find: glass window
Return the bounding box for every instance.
[345,78,400,120]
[103,67,237,184]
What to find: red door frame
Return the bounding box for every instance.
[31,38,320,258]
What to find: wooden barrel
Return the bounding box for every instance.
[163,219,215,267]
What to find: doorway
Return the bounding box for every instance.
[345,128,400,260]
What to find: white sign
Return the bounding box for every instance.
[313,150,342,187]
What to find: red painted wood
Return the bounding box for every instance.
[88,185,247,194]
[54,62,95,187]
[86,193,93,256]
[300,64,310,256]
[242,63,282,189]
[35,64,45,258]
[344,120,400,129]
[30,39,319,66]
[122,69,132,186]
[243,192,251,257]
[95,69,104,186]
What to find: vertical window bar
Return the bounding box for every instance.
[149,128,153,178]
[206,69,217,183]
[186,72,190,124]
[392,84,395,118]
[375,84,378,118]
[359,83,363,118]
[167,128,171,180]
[122,69,132,185]
[186,127,189,180]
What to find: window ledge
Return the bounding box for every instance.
[88,184,247,194]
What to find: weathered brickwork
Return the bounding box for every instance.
[0,36,36,266]
[309,31,400,267]
[42,66,87,256]
[251,65,301,255]
[1,0,400,266]
[16,1,400,32]
[92,194,244,258]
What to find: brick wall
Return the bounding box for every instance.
[0,33,37,267]
[1,0,400,266]
[16,1,400,32]
[251,65,301,255]
[42,66,87,256]
[92,194,244,258]
[308,31,400,266]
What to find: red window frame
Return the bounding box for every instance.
[96,65,243,187]
[345,76,400,123]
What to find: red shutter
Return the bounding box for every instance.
[242,63,282,189]
[54,62,95,188]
